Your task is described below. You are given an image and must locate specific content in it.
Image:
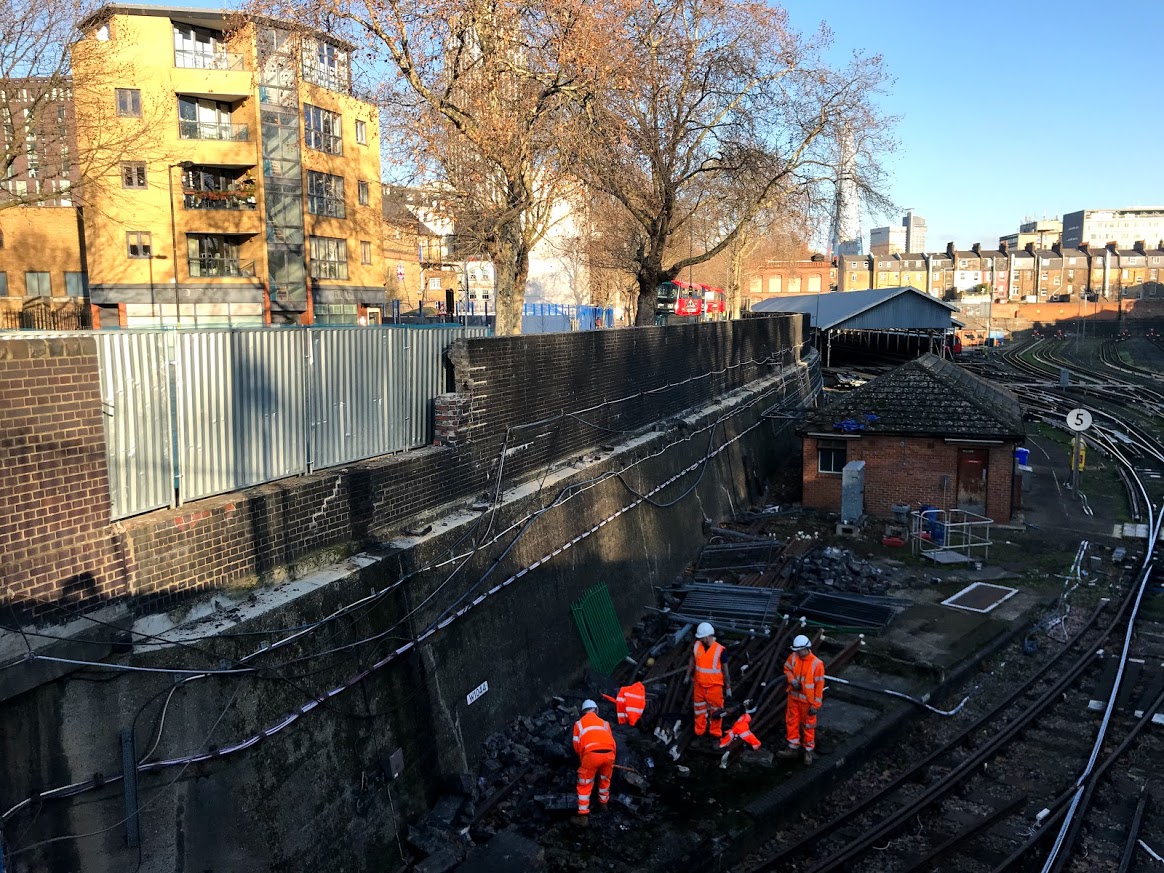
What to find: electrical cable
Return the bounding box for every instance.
[1,366,804,821]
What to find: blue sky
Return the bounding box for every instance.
[782,0,1164,250]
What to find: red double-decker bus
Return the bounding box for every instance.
[655,281,725,323]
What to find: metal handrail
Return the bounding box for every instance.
[182,189,257,210]
[174,49,245,71]
[187,257,256,278]
[178,120,249,141]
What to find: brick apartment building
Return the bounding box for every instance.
[798,354,1024,523]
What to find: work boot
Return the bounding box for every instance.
[776,746,800,760]
[573,814,589,827]
[803,750,814,766]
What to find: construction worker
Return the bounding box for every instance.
[603,681,647,726]
[718,710,761,750]
[777,634,826,764]
[571,699,616,823]
[687,622,731,740]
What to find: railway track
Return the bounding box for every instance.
[738,339,1164,873]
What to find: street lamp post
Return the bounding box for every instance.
[167,161,195,325]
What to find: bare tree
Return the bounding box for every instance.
[0,0,165,210]
[262,0,619,335]
[573,0,894,325]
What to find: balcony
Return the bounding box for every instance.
[174,49,246,71]
[183,188,257,210]
[188,258,256,278]
[179,120,249,142]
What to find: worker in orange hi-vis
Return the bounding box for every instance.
[687,622,731,741]
[777,634,826,765]
[718,710,761,750]
[571,699,616,825]
[603,682,646,726]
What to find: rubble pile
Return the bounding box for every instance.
[405,511,903,872]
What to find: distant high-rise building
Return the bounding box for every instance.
[903,209,926,254]
[869,210,926,255]
[999,217,1061,252]
[1062,208,1164,249]
[829,129,862,256]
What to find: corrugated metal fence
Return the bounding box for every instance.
[98,326,485,520]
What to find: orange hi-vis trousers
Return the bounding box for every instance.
[785,698,818,751]
[693,683,724,737]
[576,748,615,814]
[719,713,761,749]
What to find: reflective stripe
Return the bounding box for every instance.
[578,778,594,785]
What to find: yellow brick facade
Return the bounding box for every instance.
[0,5,393,327]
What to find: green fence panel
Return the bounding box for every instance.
[571,584,630,675]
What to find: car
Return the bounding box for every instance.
[1048,293,1069,303]
[1082,292,1099,302]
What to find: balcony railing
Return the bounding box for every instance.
[183,189,258,210]
[188,257,256,278]
[174,48,246,71]
[179,120,250,141]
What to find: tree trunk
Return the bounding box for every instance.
[492,218,530,335]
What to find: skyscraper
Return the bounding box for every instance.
[829,129,862,256]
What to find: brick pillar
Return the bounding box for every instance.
[434,393,472,447]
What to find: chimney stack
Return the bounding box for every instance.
[1052,242,1061,256]
[999,239,1009,254]
[946,241,956,259]
[972,243,981,255]
[1134,239,1147,255]
[1025,242,1036,255]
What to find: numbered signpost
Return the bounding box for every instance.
[1066,408,1091,491]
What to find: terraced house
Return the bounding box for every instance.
[0,5,385,327]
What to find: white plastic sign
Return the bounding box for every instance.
[1066,408,1092,432]
[466,681,489,705]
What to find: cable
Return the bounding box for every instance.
[8,683,242,859]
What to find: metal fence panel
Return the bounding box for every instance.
[175,329,307,503]
[309,326,486,470]
[96,332,174,520]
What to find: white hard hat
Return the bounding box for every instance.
[696,622,715,639]
[582,699,598,711]
[792,634,811,649]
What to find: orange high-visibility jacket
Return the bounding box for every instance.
[783,651,825,708]
[572,711,616,756]
[616,682,646,726]
[692,641,726,687]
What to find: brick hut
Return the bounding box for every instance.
[798,354,1025,522]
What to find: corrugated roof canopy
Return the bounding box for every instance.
[751,287,959,332]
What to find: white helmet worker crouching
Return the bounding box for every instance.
[696,622,715,640]
[791,634,812,650]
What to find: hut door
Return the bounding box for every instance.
[956,449,988,515]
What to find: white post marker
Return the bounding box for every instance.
[1065,408,1092,432]
[1066,408,1091,492]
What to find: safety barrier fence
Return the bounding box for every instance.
[96,326,486,520]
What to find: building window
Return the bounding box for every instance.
[65,272,89,296]
[116,88,141,117]
[25,271,51,296]
[355,120,367,145]
[0,229,4,249]
[127,231,152,258]
[358,180,369,206]
[303,40,349,92]
[818,440,847,474]
[360,240,372,264]
[0,272,7,295]
[303,104,341,155]
[121,161,147,188]
[178,96,245,141]
[187,235,252,277]
[309,235,348,279]
[314,303,359,325]
[306,171,345,218]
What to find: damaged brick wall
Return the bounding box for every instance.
[2,316,807,616]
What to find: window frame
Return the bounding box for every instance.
[817,439,848,475]
[121,161,147,189]
[357,180,369,206]
[306,170,345,218]
[116,88,142,117]
[360,240,372,265]
[303,104,342,155]
[65,272,89,297]
[309,235,348,280]
[25,271,51,296]
[126,231,153,259]
[355,119,367,145]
